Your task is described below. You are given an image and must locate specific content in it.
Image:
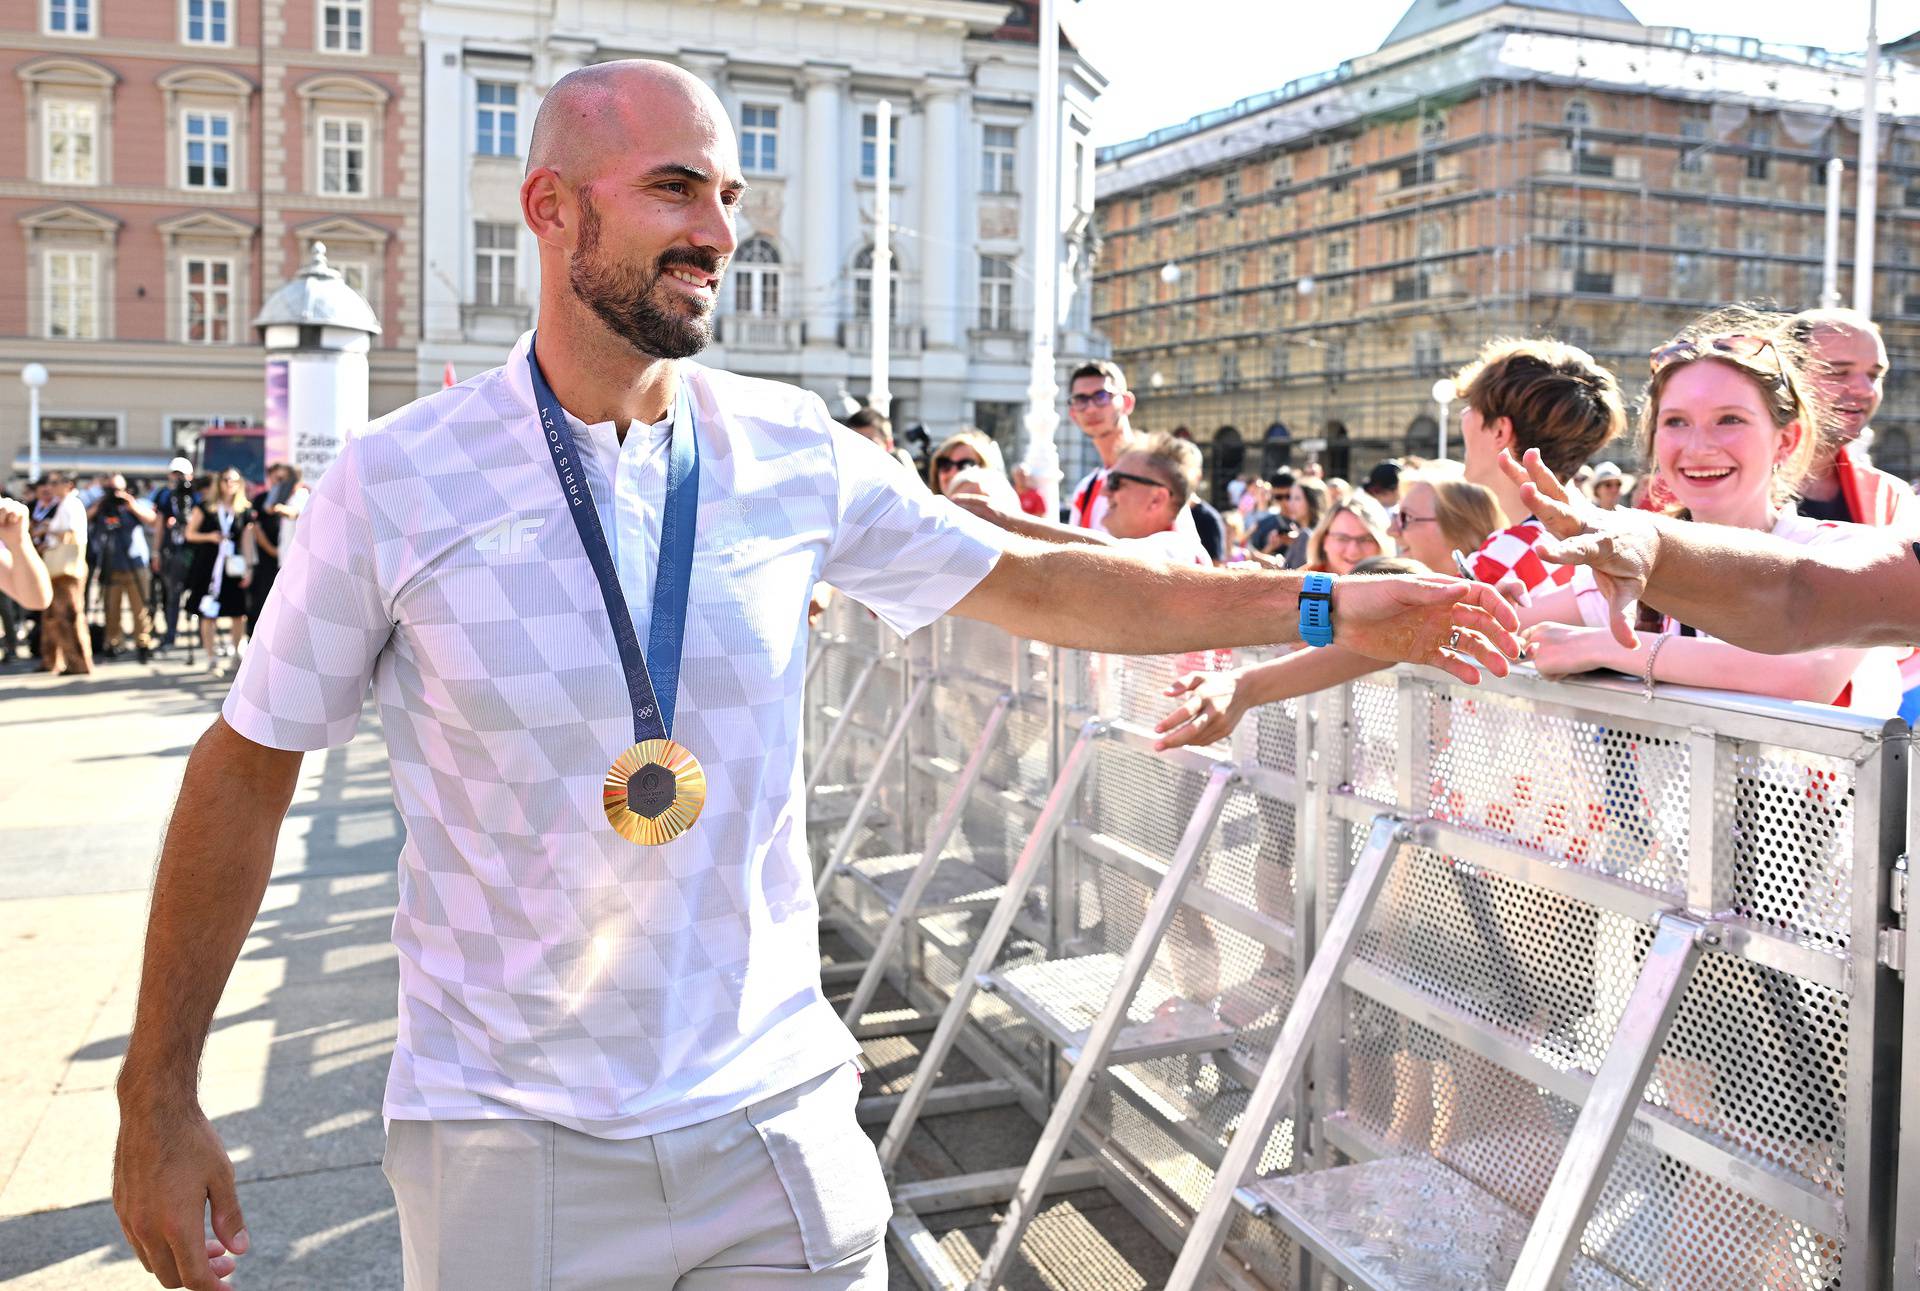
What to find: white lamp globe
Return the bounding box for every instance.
[20,363,48,389]
[1159,262,1182,285]
[1431,377,1456,404]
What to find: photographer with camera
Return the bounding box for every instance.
[148,459,199,653]
[89,473,158,663]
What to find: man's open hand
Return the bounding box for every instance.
[1497,448,1654,647]
[1330,574,1519,683]
[114,1098,249,1290]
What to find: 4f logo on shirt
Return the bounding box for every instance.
[476,517,545,556]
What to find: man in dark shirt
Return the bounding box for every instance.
[148,458,199,651]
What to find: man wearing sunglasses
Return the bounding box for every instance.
[1099,435,1212,566]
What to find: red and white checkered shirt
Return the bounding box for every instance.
[1469,518,1579,597]
[1469,518,1611,627]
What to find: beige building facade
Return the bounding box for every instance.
[0,0,423,484]
[1093,0,1920,494]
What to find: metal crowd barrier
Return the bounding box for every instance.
[803,596,1911,1291]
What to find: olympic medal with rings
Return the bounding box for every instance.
[528,336,707,844]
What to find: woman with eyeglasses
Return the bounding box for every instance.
[1520,307,1899,715]
[1387,475,1506,574]
[1303,494,1394,576]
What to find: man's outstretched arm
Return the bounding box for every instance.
[1502,448,1920,653]
[115,718,304,1291]
[952,534,1520,682]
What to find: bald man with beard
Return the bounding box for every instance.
[111,61,1519,1291]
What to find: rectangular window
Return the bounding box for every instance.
[184,0,231,44]
[47,0,92,34]
[474,222,516,307]
[43,415,117,448]
[1330,139,1355,171]
[740,104,778,173]
[183,111,232,189]
[321,0,366,52]
[1326,240,1350,273]
[1221,261,1240,314]
[978,255,1015,331]
[44,100,97,184]
[1138,195,1152,225]
[183,257,233,343]
[1271,155,1293,186]
[475,81,518,156]
[1179,185,1196,209]
[1221,352,1240,384]
[1224,173,1241,204]
[336,261,369,298]
[319,117,368,195]
[859,111,899,181]
[46,250,98,339]
[1746,126,1771,180]
[1272,248,1293,282]
[981,124,1017,194]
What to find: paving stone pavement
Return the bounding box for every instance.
[0,653,1177,1291]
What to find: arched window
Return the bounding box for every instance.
[853,245,898,323]
[733,236,780,316]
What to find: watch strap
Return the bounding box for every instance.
[1299,572,1335,648]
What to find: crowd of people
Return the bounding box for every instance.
[822,302,1906,741]
[0,459,309,676]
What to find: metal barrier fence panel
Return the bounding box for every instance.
[804,617,1909,1291]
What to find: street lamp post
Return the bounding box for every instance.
[20,362,48,484]
[1822,157,1845,308]
[869,99,893,418]
[1018,0,1063,517]
[1430,377,1455,463]
[1853,0,1880,315]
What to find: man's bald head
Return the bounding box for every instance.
[527,60,731,186]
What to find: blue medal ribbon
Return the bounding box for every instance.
[527,336,699,744]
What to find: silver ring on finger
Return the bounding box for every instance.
[1446,627,1462,651]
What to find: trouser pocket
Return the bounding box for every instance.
[747,1064,892,1270]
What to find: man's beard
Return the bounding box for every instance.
[569,190,718,360]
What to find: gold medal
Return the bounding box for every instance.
[603,739,706,844]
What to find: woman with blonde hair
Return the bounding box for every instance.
[1388,475,1507,574]
[184,468,253,671]
[927,428,1023,514]
[925,429,1004,493]
[1303,493,1394,575]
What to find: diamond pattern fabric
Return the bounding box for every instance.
[225,330,1004,1136]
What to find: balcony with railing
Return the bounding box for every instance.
[839,321,925,353]
[716,315,805,350]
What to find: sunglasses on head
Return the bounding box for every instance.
[1069,389,1117,409]
[935,455,981,474]
[1649,333,1786,386]
[1106,468,1167,493]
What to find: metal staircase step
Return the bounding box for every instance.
[979,953,1234,1064]
[845,851,1008,913]
[1239,1157,1633,1291]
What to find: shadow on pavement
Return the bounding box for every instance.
[0,737,408,1290]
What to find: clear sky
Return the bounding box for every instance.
[1070,0,1893,149]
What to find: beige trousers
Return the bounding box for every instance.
[382,1063,890,1290]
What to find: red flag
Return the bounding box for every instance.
[443,361,457,388]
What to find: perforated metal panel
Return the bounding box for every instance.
[806,616,1903,1291]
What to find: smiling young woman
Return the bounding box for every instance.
[1518,306,1901,716]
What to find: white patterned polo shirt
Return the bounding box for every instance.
[224,330,1004,1137]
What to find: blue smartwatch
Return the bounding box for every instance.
[1299,572,1335,648]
